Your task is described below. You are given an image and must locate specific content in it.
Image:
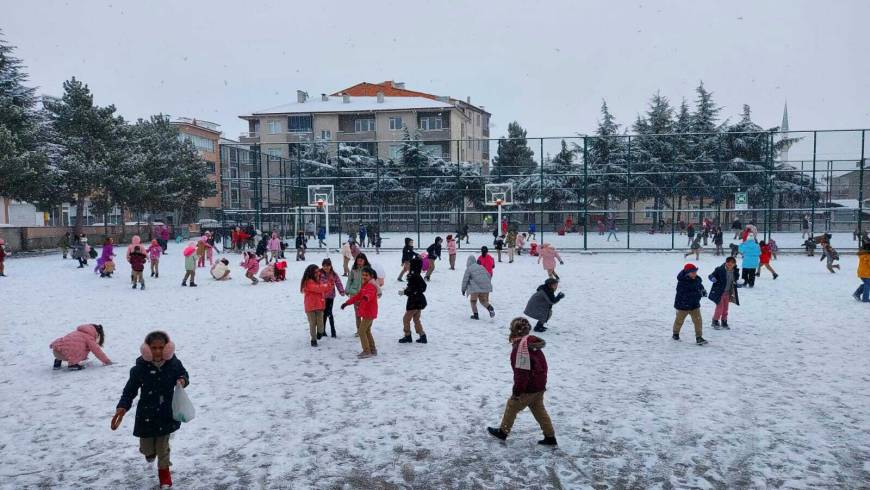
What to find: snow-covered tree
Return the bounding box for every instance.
[491,121,536,182]
[632,92,676,215]
[586,101,629,211]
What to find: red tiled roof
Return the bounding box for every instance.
[331,81,440,100]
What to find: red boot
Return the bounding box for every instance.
[158,468,172,488]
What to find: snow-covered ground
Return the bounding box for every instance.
[1,247,869,489]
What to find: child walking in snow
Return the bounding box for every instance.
[129,245,147,290]
[853,242,870,302]
[708,257,740,330]
[757,241,778,279]
[425,237,442,281]
[111,331,189,489]
[486,317,557,446]
[341,267,380,358]
[268,232,281,263]
[672,263,708,345]
[446,235,458,270]
[821,243,841,273]
[241,251,260,285]
[341,239,353,276]
[494,234,505,263]
[50,323,112,370]
[346,253,373,334]
[295,230,307,261]
[516,232,526,256]
[684,234,702,260]
[477,246,495,277]
[397,238,417,282]
[301,264,333,346]
[182,243,197,287]
[147,239,161,278]
[738,239,760,288]
[538,243,564,280]
[399,256,428,344]
[320,258,345,338]
[506,230,517,263]
[524,278,564,332]
[462,255,495,319]
[196,237,211,268]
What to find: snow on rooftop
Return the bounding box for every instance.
[246,96,454,116]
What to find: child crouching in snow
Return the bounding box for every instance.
[241,251,260,285]
[112,331,189,489]
[50,323,112,370]
[487,317,556,446]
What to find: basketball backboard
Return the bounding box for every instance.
[484,183,513,206]
[307,185,335,207]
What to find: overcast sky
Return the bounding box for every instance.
[4,0,869,145]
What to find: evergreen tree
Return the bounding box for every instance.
[43,77,126,233]
[0,32,56,205]
[632,92,676,217]
[491,121,536,182]
[587,100,628,211]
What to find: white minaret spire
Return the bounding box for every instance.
[779,101,790,163]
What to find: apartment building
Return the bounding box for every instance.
[238,81,491,167]
[171,117,222,218]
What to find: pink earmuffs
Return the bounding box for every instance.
[140,332,176,361]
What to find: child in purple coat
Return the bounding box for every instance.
[320,258,346,337]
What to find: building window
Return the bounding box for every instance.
[419,117,444,131]
[354,118,375,132]
[288,115,312,133]
[268,120,281,134]
[389,117,403,130]
[476,114,481,126]
[423,144,445,158]
[389,145,402,160]
[267,148,282,159]
[178,133,215,152]
[206,162,216,173]
[320,130,331,141]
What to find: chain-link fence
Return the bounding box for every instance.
[218,129,869,250]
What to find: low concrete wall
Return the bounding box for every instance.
[1,225,172,251]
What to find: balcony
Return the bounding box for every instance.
[239,132,260,144]
[336,131,376,142]
[418,128,450,140]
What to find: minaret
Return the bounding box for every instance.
[779,101,789,163]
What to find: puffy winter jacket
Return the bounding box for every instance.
[760,244,772,264]
[302,279,331,312]
[403,266,428,311]
[477,254,495,276]
[674,269,706,310]
[401,245,417,263]
[126,236,142,262]
[267,236,281,251]
[345,266,366,296]
[242,256,260,274]
[538,245,562,270]
[524,284,563,321]
[211,262,230,279]
[50,324,111,365]
[446,239,457,255]
[858,250,870,278]
[510,335,548,397]
[426,241,442,260]
[462,255,493,294]
[117,355,189,438]
[345,281,379,319]
[739,240,761,269]
[320,270,346,299]
[129,250,147,272]
[184,252,197,270]
[708,264,740,306]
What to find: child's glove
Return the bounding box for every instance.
[559,260,564,265]
[340,302,348,310]
[701,289,708,297]
[110,408,126,430]
[556,292,565,299]
[398,289,405,296]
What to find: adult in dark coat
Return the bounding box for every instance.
[673,264,708,344]
[399,256,428,344]
[524,278,564,332]
[708,257,740,329]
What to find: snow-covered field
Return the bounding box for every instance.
[1,247,869,489]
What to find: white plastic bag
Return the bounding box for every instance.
[172,385,196,423]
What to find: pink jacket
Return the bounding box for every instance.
[267,235,281,251]
[242,255,260,274]
[538,244,562,270]
[447,239,457,255]
[516,234,525,248]
[126,235,142,262]
[146,243,161,261]
[302,278,332,312]
[50,324,111,365]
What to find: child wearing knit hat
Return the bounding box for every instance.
[673,263,708,345]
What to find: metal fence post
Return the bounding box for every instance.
[540,138,545,242]
[626,135,632,250]
[670,170,676,250]
[766,131,774,241]
[859,130,866,234]
[416,153,421,246]
[583,137,588,250]
[811,131,817,237]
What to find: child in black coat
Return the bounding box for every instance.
[112,331,189,489]
[399,256,428,344]
[295,231,307,261]
[673,264,708,345]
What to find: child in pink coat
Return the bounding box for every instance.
[538,243,564,280]
[267,232,282,263]
[446,235,458,270]
[516,233,526,256]
[241,251,260,285]
[50,324,112,370]
[146,239,162,278]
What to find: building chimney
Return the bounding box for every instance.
[297,90,308,103]
[376,91,384,103]
[466,96,471,104]
[321,93,328,102]
[437,96,449,103]
[392,81,405,89]
[342,94,350,104]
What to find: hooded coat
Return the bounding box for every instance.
[401,238,417,263]
[403,257,428,310]
[674,269,706,310]
[477,250,495,276]
[126,236,142,262]
[708,264,740,305]
[50,324,111,365]
[461,255,493,294]
[739,240,761,269]
[510,335,547,397]
[95,242,114,272]
[524,281,563,322]
[538,244,562,270]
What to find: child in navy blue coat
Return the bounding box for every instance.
[672,263,708,345]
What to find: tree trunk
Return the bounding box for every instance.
[74,196,85,236]
[120,206,127,243]
[103,212,109,237]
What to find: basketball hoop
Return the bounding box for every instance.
[495,198,503,207]
[316,199,325,209]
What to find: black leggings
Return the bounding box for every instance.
[324,298,335,332]
[742,268,756,287]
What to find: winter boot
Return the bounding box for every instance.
[696,336,708,345]
[68,364,84,370]
[721,320,730,330]
[773,273,779,280]
[712,320,722,330]
[330,326,337,338]
[533,325,547,332]
[487,305,495,318]
[132,283,137,289]
[470,313,479,320]
[140,283,145,290]
[53,359,62,370]
[181,281,187,287]
[316,332,323,340]
[158,467,172,488]
[416,334,427,344]
[672,333,680,341]
[398,334,413,344]
[487,427,508,440]
[310,339,317,347]
[189,282,197,287]
[155,272,159,278]
[538,436,558,446]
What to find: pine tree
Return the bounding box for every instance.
[0,31,56,205]
[587,100,628,211]
[632,92,676,219]
[491,121,536,182]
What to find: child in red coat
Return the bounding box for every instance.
[0,238,7,276]
[487,318,556,445]
[341,267,380,358]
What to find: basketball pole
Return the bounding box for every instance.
[497,199,502,237]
